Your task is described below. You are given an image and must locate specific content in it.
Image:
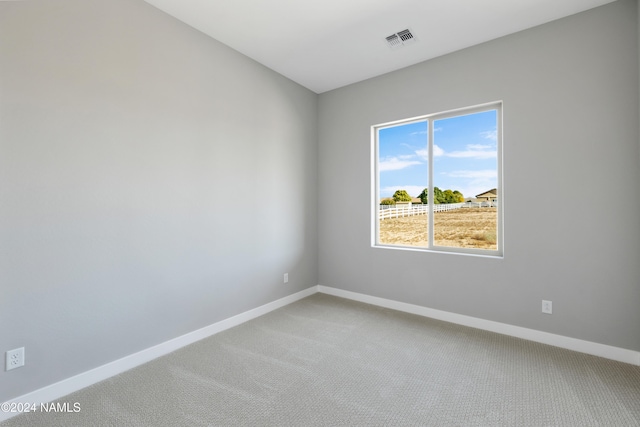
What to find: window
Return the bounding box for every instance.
[372,102,502,256]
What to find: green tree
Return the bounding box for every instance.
[418,188,429,204]
[433,187,444,204]
[380,198,396,205]
[444,189,465,203]
[420,187,464,204]
[442,189,453,203]
[392,190,412,202]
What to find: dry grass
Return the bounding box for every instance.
[379,207,497,249]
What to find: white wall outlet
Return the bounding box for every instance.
[6,347,25,371]
[284,273,289,283]
[542,300,553,314]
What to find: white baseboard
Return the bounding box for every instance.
[0,286,319,422]
[317,285,640,367]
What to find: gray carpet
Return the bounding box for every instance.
[3,293,640,426]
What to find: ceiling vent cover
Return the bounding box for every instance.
[386,29,417,50]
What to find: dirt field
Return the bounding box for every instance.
[379,207,497,249]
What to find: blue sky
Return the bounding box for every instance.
[378,110,498,200]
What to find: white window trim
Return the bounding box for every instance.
[371,101,503,258]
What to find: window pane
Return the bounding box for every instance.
[432,110,498,250]
[377,121,428,247]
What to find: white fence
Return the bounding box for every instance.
[379,203,465,220]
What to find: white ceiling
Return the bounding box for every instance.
[143,0,616,94]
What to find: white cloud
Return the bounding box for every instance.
[416,144,491,160]
[480,130,497,141]
[379,157,421,172]
[443,170,497,179]
[446,146,496,159]
[466,144,492,150]
[380,185,427,199]
[415,145,443,160]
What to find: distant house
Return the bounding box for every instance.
[475,189,498,206]
[476,189,497,201]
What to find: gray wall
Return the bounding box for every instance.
[0,0,318,401]
[318,0,640,351]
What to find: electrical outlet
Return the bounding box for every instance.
[542,300,552,314]
[6,347,25,371]
[284,273,289,283]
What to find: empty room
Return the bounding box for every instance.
[1,0,639,425]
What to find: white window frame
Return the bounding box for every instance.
[371,101,503,257]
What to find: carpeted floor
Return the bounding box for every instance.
[3,293,640,426]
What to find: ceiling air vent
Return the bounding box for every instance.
[386,34,402,49]
[386,29,417,50]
